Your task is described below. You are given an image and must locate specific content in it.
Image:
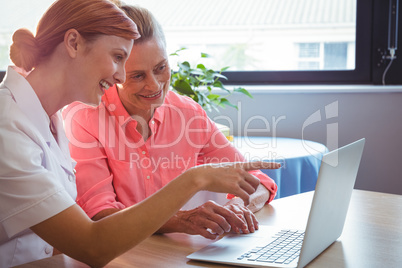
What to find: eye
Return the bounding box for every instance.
[115,54,124,62]
[130,73,144,80]
[156,64,167,73]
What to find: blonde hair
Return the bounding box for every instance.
[119,4,166,46]
[10,0,140,72]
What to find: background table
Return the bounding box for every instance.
[17,190,402,268]
[233,137,328,199]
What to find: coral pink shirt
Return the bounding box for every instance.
[63,86,277,218]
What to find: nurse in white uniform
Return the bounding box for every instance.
[0,1,277,267]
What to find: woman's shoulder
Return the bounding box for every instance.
[0,90,45,146]
[0,89,20,122]
[0,88,31,127]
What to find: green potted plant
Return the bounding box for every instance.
[169,48,253,139]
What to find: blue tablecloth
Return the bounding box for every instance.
[233,137,328,199]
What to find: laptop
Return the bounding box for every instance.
[187,138,365,268]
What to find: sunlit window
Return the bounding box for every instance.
[0,0,357,73]
[128,0,357,72]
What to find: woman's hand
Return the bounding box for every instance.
[187,161,281,206]
[157,200,247,239]
[224,202,258,234]
[157,201,259,239]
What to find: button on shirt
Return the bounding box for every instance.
[0,67,77,267]
[63,86,277,219]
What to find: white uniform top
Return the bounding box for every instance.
[0,66,77,267]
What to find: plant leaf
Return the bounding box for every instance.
[189,75,200,86]
[196,64,206,70]
[234,87,253,98]
[214,73,228,80]
[219,98,238,109]
[212,81,230,93]
[178,61,191,71]
[169,48,253,111]
[198,91,209,104]
[169,47,187,56]
[207,94,220,100]
[190,69,205,76]
[173,80,195,95]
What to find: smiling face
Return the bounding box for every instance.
[118,38,171,119]
[73,35,133,105]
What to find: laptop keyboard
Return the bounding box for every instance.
[237,229,304,265]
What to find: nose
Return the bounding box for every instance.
[144,74,159,90]
[114,64,126,84]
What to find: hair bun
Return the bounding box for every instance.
[10,28,40,72]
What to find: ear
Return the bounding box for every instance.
[64,29,81,59]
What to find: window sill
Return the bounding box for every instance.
[227,85,402,94]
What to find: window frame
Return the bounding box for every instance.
[1,0,400,85]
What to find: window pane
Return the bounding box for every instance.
[324,42,348,70]
[299,43,320,58]
[0,0,357,73]
[128,0,357,72]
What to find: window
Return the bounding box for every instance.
[0,0,400,85]
[127,0,360,76]
[296,42,351,70]
[323,43,349,70]
[298,43,321,70]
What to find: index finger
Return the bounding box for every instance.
[238,161,281,171]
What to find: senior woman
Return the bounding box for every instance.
[0,0,277,267]
[63,4,279,240]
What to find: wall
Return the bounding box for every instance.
[207,86,402,195]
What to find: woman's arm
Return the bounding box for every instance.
[31,161,278,267]
[199,118,278,205]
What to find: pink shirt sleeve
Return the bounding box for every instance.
[63,103,125,219]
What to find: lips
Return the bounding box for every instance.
[99,80,112,92]
[139,90,162,99]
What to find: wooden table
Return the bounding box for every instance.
[16,190,402,268]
